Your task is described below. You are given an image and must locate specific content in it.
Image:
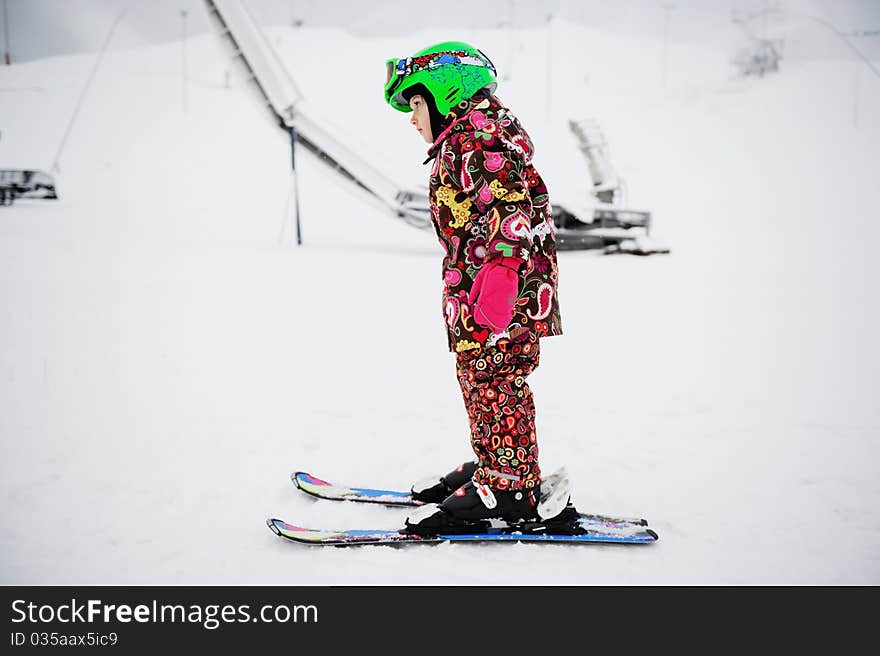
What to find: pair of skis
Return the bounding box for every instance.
[267,471,659,547]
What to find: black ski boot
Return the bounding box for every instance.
[404,480,541,536]
[410,461,478,504]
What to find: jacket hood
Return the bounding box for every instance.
[422,90,534,165]
[423,89,495,163]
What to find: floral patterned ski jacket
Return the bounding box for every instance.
[425,90,563,353]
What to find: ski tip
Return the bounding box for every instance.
[292,471,334,489]
[647,529,659,541]
[266,518,282,536]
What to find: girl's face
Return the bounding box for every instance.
[409,94,433,144]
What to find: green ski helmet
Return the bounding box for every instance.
[384,41,497,115]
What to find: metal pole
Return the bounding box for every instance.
[181,9,188,114]
[292,126,302,245]
[661,4,674,90]
[853,60,860,129]
[505,0,514,82]
[545,12,552,122]
[3,0,10,65]
[280,126,302,247]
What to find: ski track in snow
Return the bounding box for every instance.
[1,18,879,584]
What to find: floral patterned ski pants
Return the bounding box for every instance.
[455,336,542,492]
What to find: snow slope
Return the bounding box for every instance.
[1,16,879,584]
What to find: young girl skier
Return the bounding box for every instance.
[383,42,565,534]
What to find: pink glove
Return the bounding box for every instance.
[467,257,522,333]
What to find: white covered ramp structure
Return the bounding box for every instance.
[202,0,666,254]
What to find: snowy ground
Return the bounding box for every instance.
[1,17,879,584]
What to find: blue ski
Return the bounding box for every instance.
[267,517,658,546]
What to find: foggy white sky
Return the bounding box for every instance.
[2,0,878,64]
